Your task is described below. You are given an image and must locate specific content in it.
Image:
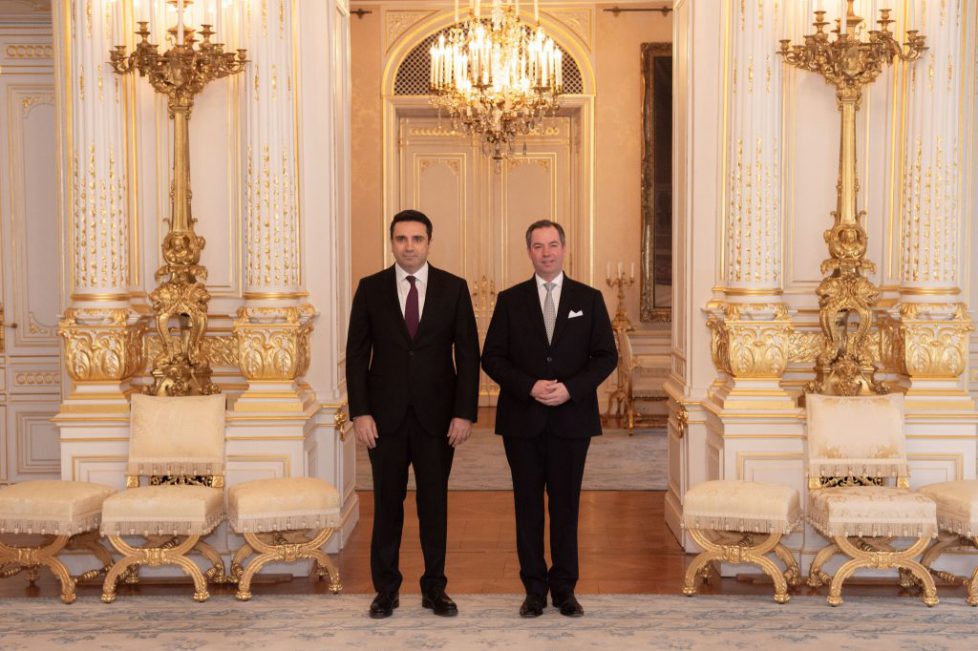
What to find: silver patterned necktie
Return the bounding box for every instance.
[543,282,556,343]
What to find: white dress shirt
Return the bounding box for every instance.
[395,262,429,319]
[535,272,564,315]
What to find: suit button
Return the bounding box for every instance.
[546,356,552,362]
[409,351,415,357]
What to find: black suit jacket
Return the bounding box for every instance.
[481,275,617,439]
[346,265,480,437]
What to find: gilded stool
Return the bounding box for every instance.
[918,480,978,605]
[682,479,802,603]
[0,480,116,603]
[228,477,342,601]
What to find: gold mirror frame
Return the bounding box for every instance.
[640,43,672,323]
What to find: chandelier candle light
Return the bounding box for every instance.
[779,0,926,397]
[109,0,248,396]
[430,0,564,160]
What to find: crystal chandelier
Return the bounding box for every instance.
[429,0,564,160]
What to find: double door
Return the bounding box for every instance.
[397,114,581,402]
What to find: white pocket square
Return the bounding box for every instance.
[568,310,584,319]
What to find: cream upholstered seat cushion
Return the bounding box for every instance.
[100,485,224,537]
[809,485,937,538]
[806,393,908,479]
[129,393,226,477]
[918,480,978,537]
[228,477,341,533]
[0,480,115,535]
[682,480,801,535]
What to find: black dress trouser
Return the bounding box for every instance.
[368,407,454,594]
[503,426,590,599]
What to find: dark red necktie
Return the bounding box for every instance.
[405,275,419,339]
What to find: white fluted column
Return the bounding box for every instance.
[232,0,316,413]
[55,0,145,416]
[881,0,974,409]
[708,0,793,411]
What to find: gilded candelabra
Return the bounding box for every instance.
[110,6,247,396]
[779,0,926,396]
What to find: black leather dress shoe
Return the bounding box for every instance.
[421,590,458,617]
[553,593,584,617]
[369,592,399,619]
[519,593,547,618]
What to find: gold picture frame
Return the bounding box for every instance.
[640,43,672,323]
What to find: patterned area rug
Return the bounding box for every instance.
[355,428,667,491]
[1,593,975,650]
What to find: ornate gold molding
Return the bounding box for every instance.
[5,44,53,59]
[879,303,973,379]
[706,303,792,379]
[233,305,315,381]
[58,308,146,382]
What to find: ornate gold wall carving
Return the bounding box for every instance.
[5,44,53,59]
[879,303,972,379]
[706,303,791,379]
[58,309,146,382]
[232,305,314,381]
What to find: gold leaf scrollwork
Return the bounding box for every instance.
[706,303,791,379]
[879,303,972,379]
[58,309,146,382]
[233,306,315,381]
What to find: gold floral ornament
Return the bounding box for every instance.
[233,306,315,382]
[706,303,791,379]
[59,308,146,382]
[779,0,926,396]
[109,2,248,396]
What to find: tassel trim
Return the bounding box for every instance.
[807,512,937,539]
[228,509,341,534]
[935,516,978,538]
[681,513,801,535]
[130,461,224,477]
[100,511,223,538]
[0,513,101,536]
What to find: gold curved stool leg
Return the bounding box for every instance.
[807,542,839,588]
[0,535,77,604]
[234,528,340,600]
[827,535,937,607]
[103,534,208,603]
[193,539,227,584]
[309,548,343,593]
[683,529,793,603]
[230,541,253,583]
[770,541,801,587]
[920,533,978,606]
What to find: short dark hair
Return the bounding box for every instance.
[390,209,433,240]
[525,219,566,247]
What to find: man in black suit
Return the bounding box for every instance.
[482,220,617,618]
[346,210,480,619]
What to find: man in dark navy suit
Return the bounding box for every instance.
[346,210,480,619]
[482,220,617,618]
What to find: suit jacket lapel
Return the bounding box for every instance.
[384,266,412,344]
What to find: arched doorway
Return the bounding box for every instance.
[381,13,596,404]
